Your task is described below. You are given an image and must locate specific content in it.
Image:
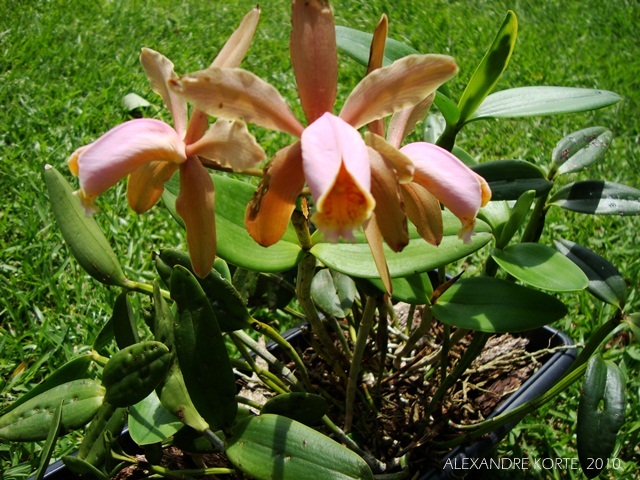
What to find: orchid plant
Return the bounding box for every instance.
[3,1,640,479]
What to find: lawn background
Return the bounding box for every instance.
[1,0,639,478]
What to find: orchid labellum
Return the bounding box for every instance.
[67,8,265,277]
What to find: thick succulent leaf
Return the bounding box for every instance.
[433,91,460,127]
[33,401,63,480]
[44,165,127,287]
[457,11,517,124]
[311,269,357,318]
[226,414,374,480]
[477,200,510,241]
[577,355,626,479]
[548,181,640,215]
[163,173,303,272]
[552,127,613,176]
[470,86,622,122]
[431,277,568,332]
[261,393,328,426]
[554,238,627,308]
[491,243,589,292]
[170,266,238,431]
[128,392,183,445]
[472,159,552,200]
[369,271,434,304]
[311,213,491,279]
[496,190,536,248]
[0,355,92,416]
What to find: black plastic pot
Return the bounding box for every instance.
[419,325,577,480]
[37,324,575,480]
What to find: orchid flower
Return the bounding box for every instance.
[67,8,264,277]
[169,0,459,250]
[365,17,492,248]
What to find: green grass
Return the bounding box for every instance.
[1,0,639,478]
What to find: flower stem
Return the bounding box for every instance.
[344,295,377,433]
[296,252,345,376]
[230,330,301,390]
[322,415,386,473]
[249,318,312,390]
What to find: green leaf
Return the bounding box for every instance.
[577,355,626,478]
[163,174,303,272]
[552,127,613,175]
[261,393,328,426]
[63,455,109,480]
[33,401,63,480]
[0,355,92,416]
[122,92,151,111]
[43,165,127,287]
[110,292,139,349]
[157,249,251,332]
[457,11,517,124]
[311,213,491,279]
[102,341,172,408]
[170,266,238,431]
[548,181,640,215]
[311,269,357,318]
[226,414,374,480]
[497,190,536,248]
[431,277,568,332]
[77,402,126,468]
[491,243,589,292]
[369,272,434,305]
[472,160,552,200]
[155,363,209,433]
[0,380,105,442]
[627,313,640,344]
[471,86,622,121]
[433,92,460,127]
[477,201,510,241]
[128,392,183,445]
[554,239,627,308]
[335,25,419,67]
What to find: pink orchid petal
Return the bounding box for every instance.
[245,142,306,247]
[302,113,375,240]
[211,7,260,69]
[365,132,414,183]
[387,93,435,148]
[127,161,179,214]
[363,215,392,294]
[340,54,457,130]
[401,182,443,246]
[364,14,389,137]
[71,119,186,200]
[290,0,338,123]
[176,158,216,278]
[140,49,188,138]
[367,14,388,75]
[188,119,266,171]
[400,142,490,243]
[169,67,304,137]
[368,147,408,252]
[185,7,261,144]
